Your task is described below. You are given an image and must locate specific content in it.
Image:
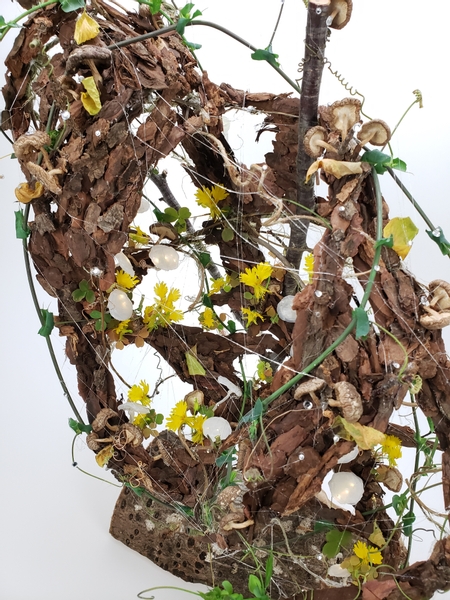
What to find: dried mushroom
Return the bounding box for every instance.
[294,377,326,399]
[357,119,391,146]
[420,280,450,330]
[328,381,363,422]
[114,423,143,449]
[420,310,450,330]
[26,162,63,195]
[428,280,450,310]
[303,126,338,157]
[328,0,353,29]
[149,222,179,241]
[13,131,51,162]
[91,407,119,432]
[328,98,361,140]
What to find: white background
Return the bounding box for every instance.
[1,1,450,599]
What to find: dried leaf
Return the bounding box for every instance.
[375,464,403,492]
[185,345,206,376]
[333,416,385,450]
[383,217,419,260]
[74,11,100,44]
[95,444,115,467]
[81,76,102,116]
[306,159,363,183]
[368,522,386,547]
[15,181,44,204]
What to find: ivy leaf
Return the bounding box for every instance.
[68,417,92,435]
[383,216,419,259]
[38,309,54,337]
[251,46,280,68]
[184,40,202,51]
[153,207,166,222]
[198,252,211,267]
[176,3,202,35]
[240,398,264,424]
[74,10,99,44]
[322,529,352,558]
[202,293,213,309]
[361,150,407,175]
[353,306,370,339]
[390,157,407,172]
[80,76,102,115]
[221,227,234,242]
[15,209,30,239]
[392,492,408,516]
[402,511,415,537]
[59,0,85,12]
[333,416,385,450]
[426,228,450,256]
[227,320,236,334]
[185,346,206,376]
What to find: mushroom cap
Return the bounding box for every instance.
[26,162,62,195]
[419,311,450,330]
[13,131,50,161]
[357,119,391,146]
[149,222,178,241]
[294,377,326,399]
[328,98,361,138]
[428,280,450,308]
[303,126,329,158]
[329,0,353,29]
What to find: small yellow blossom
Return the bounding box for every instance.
[240,262,273,301]
[166,400,188,431]
[128,380,150,406]
[115,269,139,290]
[199,307,217,330]
[113,319,132,341]
[209,274,232,295]
[195,185,228,220]
[187,414,207,444]
[242,307,264,327]
[353,541,383,565]
[143,282,183,331]
[381,434,402,467]
[74,11,100,45]
[129,226,150,245]
[304,253,314,283]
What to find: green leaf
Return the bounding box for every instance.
[184,40,202,51]
[178,207,191,219]
[180,2,195,16]
[85,289,96,304]
[251,47,280,68]
[391,157,407,172]
[153,207,166,222]
[374,235,393,250]
[322,529,352,558]
[314,520,334,533]
[426,228,450,256]
[222,581,233,594]
[59,0,85,12]
[402,512,415,537]
[240,398,264,424]
[243,291,253,300]
[199,252,211,267]
[147,0,162,13]
[185,347,206,376]
[176,17,190,35]
[202,293,213,309]
[392,492,408,516]
[227,320,236,334]
[353,307,370,339]
[248,574,263,598]
[264,553,274,591]
[216,447,236,468]
[79,279,89,292]
[69,417,92,435]
[89,310,102,319]
[361,150,407,175]
[14,209,30,239]
[38,309,54,337]
[164,207,178,222]
[72,288,85,302]
[221,227,234,242]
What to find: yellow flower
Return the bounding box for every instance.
[304,253,314,283]
[381,434,402,467]
[209,274,232,295]
[80,76,102,116]
[115,270,139,290]
[113,319,132,341]
[143,282,183,331]
[129,226,150,245]
[199,307,217,330]
[239,263,273,301]
[242,307,264,327]
[128,380,150,406]
[74,10,100,45]
[195,185,228,220]
[187,414,207,444]
[166,400,188,431]
[353,541,383,565]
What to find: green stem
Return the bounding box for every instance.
[106,20,301,94]
[268,0,286,48]
[138,586,201,599]
[0,0,57,42]
[71,435,122,487]
[362,481,443,516]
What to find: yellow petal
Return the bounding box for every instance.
[15,181,43,203]
[383,216,419,260]
[74,11,100,45]
[306,159,363,183]
[81,76,102,116]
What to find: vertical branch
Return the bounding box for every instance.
[284,0,330,295]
